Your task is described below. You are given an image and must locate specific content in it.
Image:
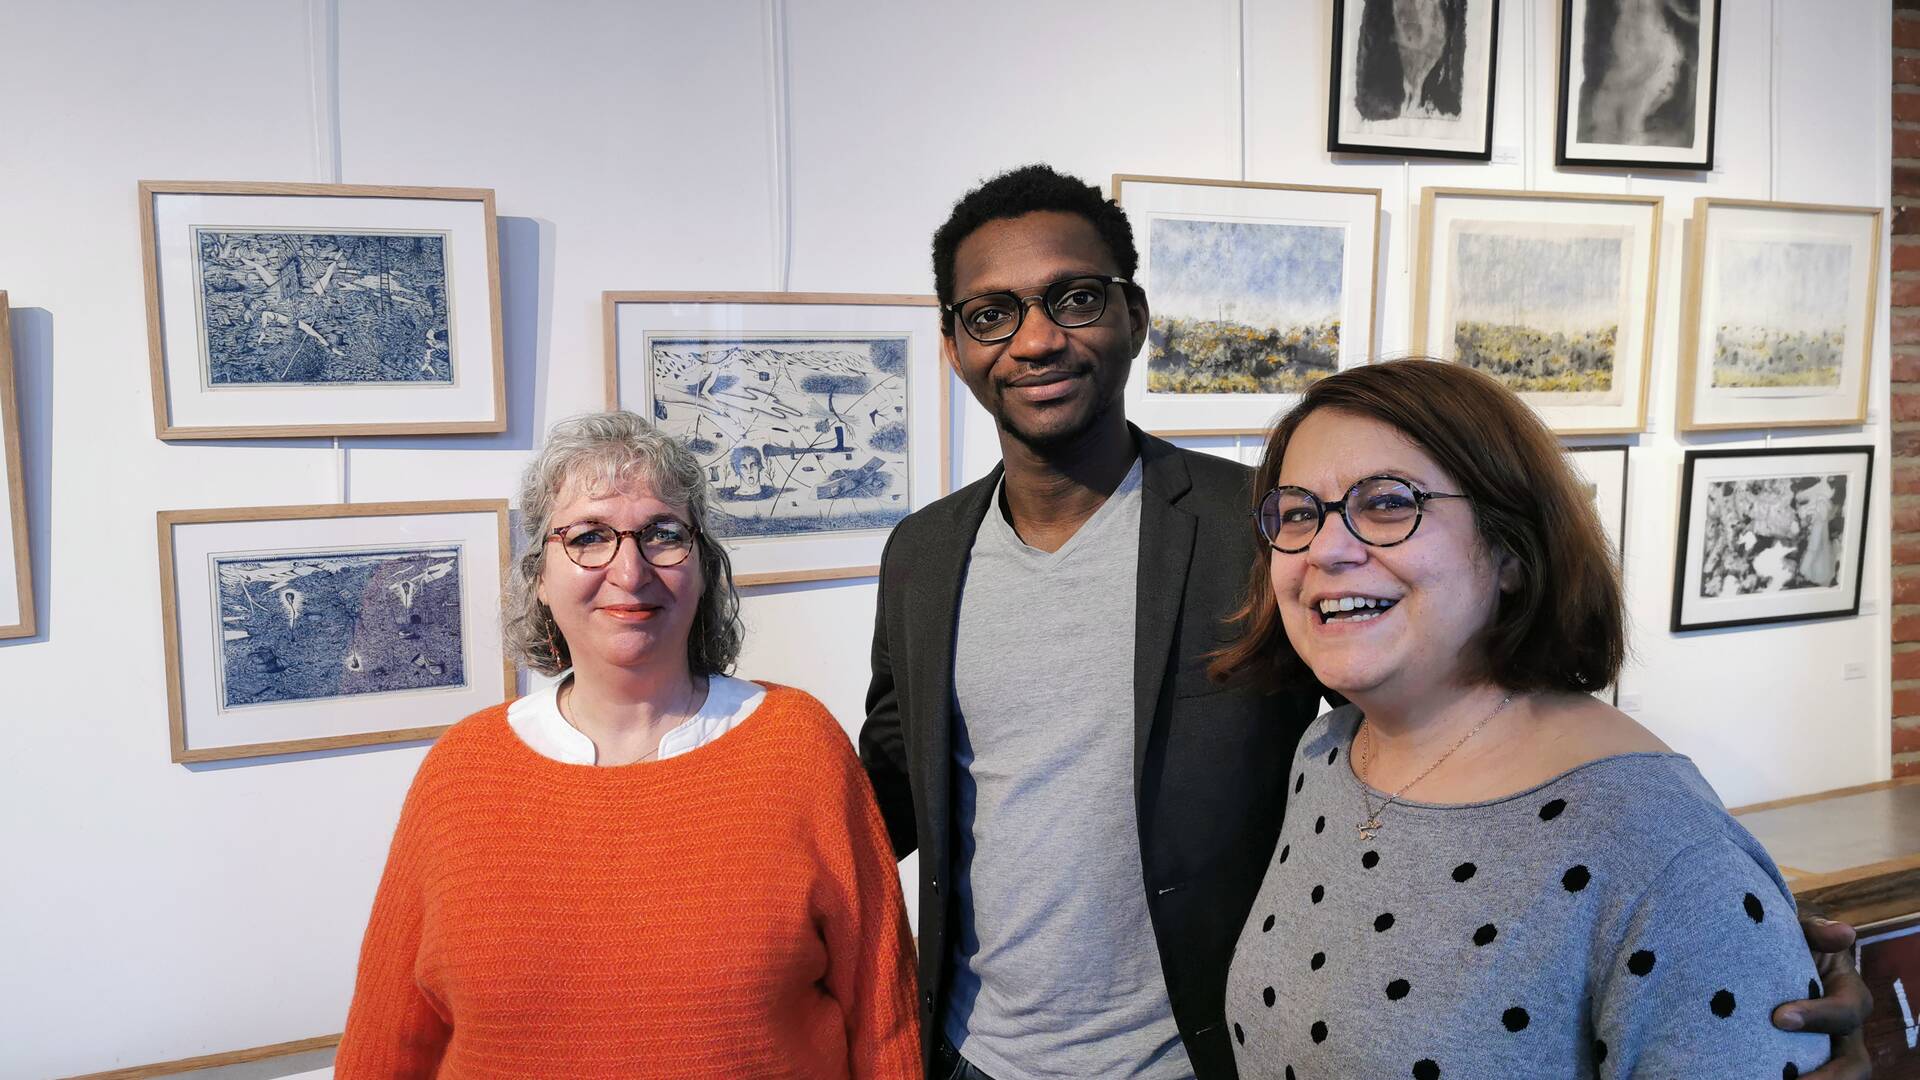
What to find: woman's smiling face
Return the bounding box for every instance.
[1267,408,1506,705]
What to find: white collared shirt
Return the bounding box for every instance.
[506,671,767,765]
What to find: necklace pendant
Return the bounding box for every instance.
[1358,819,1381,841]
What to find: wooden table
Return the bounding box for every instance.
[1734,777,1920,1075]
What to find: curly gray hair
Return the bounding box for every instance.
[504,411,743,677]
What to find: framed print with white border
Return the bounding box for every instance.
[1556,0,1721,170]
[157,500,512,763]
[0,293,31,639]
[1328,0,1500,160]
[141,181,506,439]
[1413,187,1660,435]
[1565,443,1626,704]
[1678,198,1882,432]
[604,291,948,586]
[1671,446,1872,633]
[1113,174,1381,435]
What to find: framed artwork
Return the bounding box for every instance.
[157,500,512,762]
[0,293,31,640]
[140,181,506,439]
[1112,174,1381,435]
[1671,446,1872,633]
[1556,0,1722,170]
[603,291,948,586]
[1413,187,1661,434]
[1565,443,1626,705]
[1678,198,1882,431]
[1328,0,1499,159]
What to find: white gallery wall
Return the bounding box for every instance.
[0,1,1893,1074]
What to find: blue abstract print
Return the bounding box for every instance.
[214,545,466,709]
[194,228,453,386]
[649,335,912,539]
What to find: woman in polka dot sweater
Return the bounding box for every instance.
[1210,360,1852,1079]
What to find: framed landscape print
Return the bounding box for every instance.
[1328,0,1499,159]
[1671,446,1872,633]
[1413,187,1661,434]
[0,294,31,640]
[1113,175,1381,435]
[1678,198,1882,431]
[157,500,512,762]
[604,291,948,585]
[1557,0,1721,169]
[141,181,506,439]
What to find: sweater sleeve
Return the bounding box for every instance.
[1591,836,1829,1079]
[808,715,922,1079]
[335,760,451,1078]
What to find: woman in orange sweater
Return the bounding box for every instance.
[337,412,919,1078]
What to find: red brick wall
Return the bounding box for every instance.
[1896,5,1920,777]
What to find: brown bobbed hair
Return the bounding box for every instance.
[1208,359,1624,695]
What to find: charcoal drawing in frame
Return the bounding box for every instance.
[1113,175,1381,435]
[141,181,506,439]
[1678,198,1882,431]
[1557,0,1722,170]
[1413,187,1660,435]
[604,291,950,585]
[0,294,31,640]
[1671,446,1873,633]
[158,500,513,763]
[1329,0,1500,160]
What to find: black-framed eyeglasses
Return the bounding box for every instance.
[546,518,697,569]
[1255,475,1468,554]
[945,274,1132,344]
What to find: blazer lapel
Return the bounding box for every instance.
[1132,433,1196,791]
[909,466,1001,843]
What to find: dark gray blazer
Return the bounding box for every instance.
[859,429,1323,1079]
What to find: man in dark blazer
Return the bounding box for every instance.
[858,165,1324,1080]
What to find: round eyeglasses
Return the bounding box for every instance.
[1255,475,1468,554]
[547,519,696,569]
[946,275,1131,344]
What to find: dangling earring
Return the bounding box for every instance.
[544,613,564,669]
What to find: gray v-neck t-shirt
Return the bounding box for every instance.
[946,459,1191,1080]
[1226,706,1828,1079]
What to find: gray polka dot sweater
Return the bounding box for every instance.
[1226,706,1829,1079]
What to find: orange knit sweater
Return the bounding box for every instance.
[336,684,920,1079]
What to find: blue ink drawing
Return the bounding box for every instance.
[648,335,912,539]
[214,545,466,709]
[194,228,454,386]
[1147,216,1345,395]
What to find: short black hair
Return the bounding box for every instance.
[930,164,1139,330]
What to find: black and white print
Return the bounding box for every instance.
[1558,0,1721,168]
[1331,0,1498,159]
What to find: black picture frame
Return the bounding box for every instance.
[1556,0,1723,171]
[1565,443,1628,705]
[1671,446,1873,633]
[1327,0,1500,161]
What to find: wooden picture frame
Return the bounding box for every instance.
[0,294,32,640]
[1112,174,1382,435]
[603,291,949,586]
[1413,187,1661,435]
[157,499,513,763]
[141,181,506,439]
[1328,0,1500,160]
[1677,198,1882,431]
[1556,0,1722,170]
[1671,446,1873,633]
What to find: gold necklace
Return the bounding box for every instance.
[562,676,697,765]
[1353,692,1515,841]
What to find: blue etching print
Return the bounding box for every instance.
[648,335,912,539]
[194,228,453,386]
[214,545,466,709]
